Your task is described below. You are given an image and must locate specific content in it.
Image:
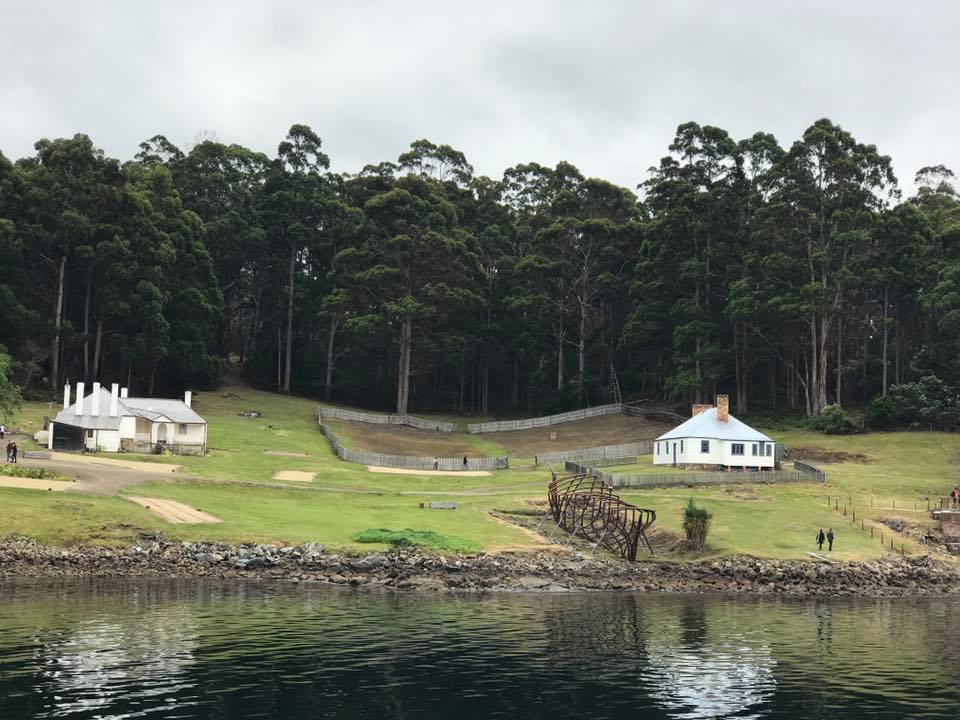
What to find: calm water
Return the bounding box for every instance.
[0,581,958,719]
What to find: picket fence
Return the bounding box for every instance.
[467,403,623,434]
[318,406,455,433]
[319,422,508,471]
[535,441,654,466]
[563,458,826,489]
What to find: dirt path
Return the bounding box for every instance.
[366,466,492,477]
[125,496,223,524]
[0,476,75,492]
[16,454,184,495]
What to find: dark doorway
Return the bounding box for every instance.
[51,423,85,451]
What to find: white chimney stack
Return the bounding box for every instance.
[184,390,192,408]
[75,382,85,415]
[63,384,71,410]
[120,387,128,399]
[110,383,119,417]
[91,382,101,416]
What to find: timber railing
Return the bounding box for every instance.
[535,441,653,466]
[565,461,824,489]
[466,403,623,433]
[317,406,456,433]
[794,459,827,482]
[318,421,508,471]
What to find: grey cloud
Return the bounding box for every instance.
[1,0,956,192]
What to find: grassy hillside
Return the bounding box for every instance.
[3,386,959,560]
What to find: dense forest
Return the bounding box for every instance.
[2,119,960,422]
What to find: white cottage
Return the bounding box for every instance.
[50,382,207,455]
[653,395,775,469]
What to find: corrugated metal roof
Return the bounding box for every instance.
[656,407,772,442]
[53,388,205,429]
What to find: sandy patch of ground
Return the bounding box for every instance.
[0,477,75,492]
[366,466,492,477]
[47,452,181,473]
[125,496,223,524]
[272,470,316,482]
[265,450,309,457]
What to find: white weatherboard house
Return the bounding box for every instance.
[50,382,207,455]
[653,395,775,469]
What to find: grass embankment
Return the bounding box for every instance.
[3,387,959,560]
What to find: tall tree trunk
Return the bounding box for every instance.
[511,357,519,409]
[481,352,489,415]
[835,315,842,405]
[50,254,67,391]
[882,286,889,396]
[92,318,103,382]
[578,304,586,402]
[82,277,92,382]
[324,315,339,400]
[277,326,282,392]
[283,242,296,393]
[396,317,412,414]
[556,326,564,392]
[816,314,831,413]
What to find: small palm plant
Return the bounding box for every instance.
[682,498,713,551]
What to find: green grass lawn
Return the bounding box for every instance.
[4,388,960,560]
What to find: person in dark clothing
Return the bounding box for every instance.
[462,456,468,471]
[816,528,826,551]
[827,528,835,552]
[7,441,17,464]
[952,487,959,508]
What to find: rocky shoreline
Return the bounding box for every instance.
[1,537,959,596]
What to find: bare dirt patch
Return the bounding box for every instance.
[125,496,223,524]
[265,450,309,458]
[272,470,316,482]
[787,446,872,464]
[0,477,74,492]
[47,452,182,473]
[366,466,492,477]
[488,414,671,456]
[328,420,482,456]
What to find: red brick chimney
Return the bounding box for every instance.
[691,404,712,417]
[716,395,729,422]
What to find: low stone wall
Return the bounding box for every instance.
[1,537,957,596]
[120,439,205,456]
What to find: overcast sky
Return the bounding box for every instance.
[2,1,957,193]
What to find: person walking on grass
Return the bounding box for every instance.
[0,424,6,440]
[462,455,468,471]
[433,457,439,471]
[6,440,16,464]
[816,528,826,551]
[827,528,835,552]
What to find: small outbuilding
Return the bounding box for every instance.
[653,395,775,469]
[50,382,207,455]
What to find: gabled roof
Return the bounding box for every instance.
[53,389,205,429]
[656,407,772,442]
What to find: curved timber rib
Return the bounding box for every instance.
[547,471,656,561]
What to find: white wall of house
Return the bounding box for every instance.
[172,423,205,444]
[83,428,121,453]
[119,416,138,441]
[653,437,775,468]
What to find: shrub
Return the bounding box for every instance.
[864,395,896,430]
[807,404,859,435]
[351,528,480,553]
[0,465,70,481]
[889,376,960,431]
[681,499,712,551]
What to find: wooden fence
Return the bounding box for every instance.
[317,406,456,433]
[619,404,687,424]
[467,403,623,434]
[535,441,653,466]
[794,459,827,481]
[319,422,508,471]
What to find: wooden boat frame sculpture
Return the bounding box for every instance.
[546,471,657,561]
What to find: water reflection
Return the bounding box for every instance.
[0,581,958,720]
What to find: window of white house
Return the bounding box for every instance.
[766,444,773,457]
[752,443,758,456]
[178,424,188,434]
[86,430,94,439]
[680,440,684,452]
[731,443,744,456]
[701,440,710,453]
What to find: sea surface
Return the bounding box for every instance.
[0,580,958,719]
